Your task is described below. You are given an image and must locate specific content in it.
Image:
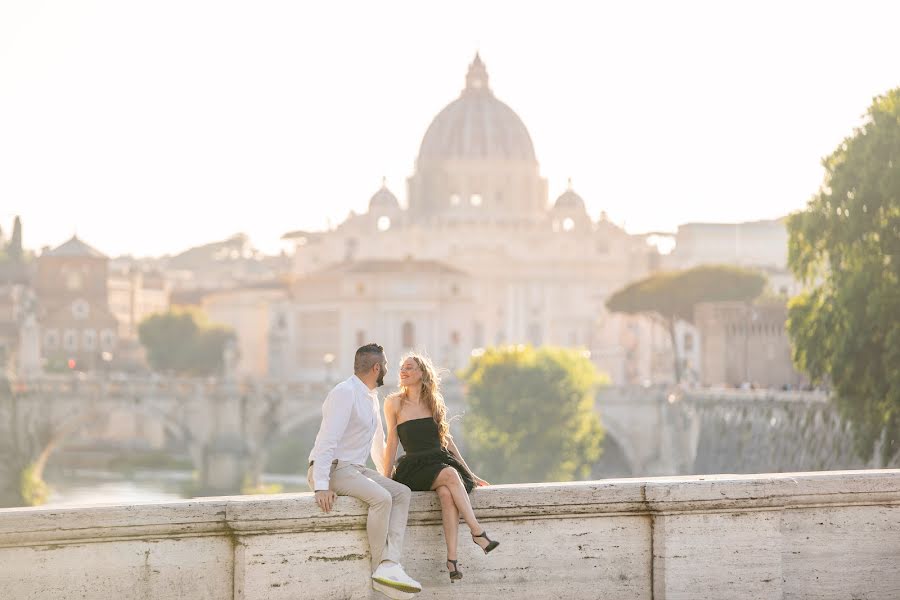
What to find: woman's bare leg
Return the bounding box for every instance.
[435,485,459,563]
[432,467,483,540]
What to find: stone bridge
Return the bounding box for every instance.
[2,376,896,508]
[0,377,334,507]
[594,386,898,478]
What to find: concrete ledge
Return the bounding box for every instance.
[1,470,898,599]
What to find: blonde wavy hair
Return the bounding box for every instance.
[398,352,451,448]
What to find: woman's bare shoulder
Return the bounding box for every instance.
[384,392,404,411]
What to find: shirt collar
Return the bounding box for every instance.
[351,374,378,399]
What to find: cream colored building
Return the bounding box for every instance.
[694,299,806,388]
[276,55,665,383]
[203,284,288,380]
[665,219,789,271]
[108,267,171,340]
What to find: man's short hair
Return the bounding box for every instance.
[354,343,385,374]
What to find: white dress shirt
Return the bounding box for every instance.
[308,374,387,490]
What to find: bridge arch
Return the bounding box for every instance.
[30,400,198,498]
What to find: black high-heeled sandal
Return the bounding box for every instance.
[472,530,500,554]
[446,558,462,582]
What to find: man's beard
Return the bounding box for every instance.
[376,371,385,387]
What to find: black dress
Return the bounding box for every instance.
[392,417,476,493]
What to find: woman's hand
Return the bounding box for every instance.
[473,475,490,487]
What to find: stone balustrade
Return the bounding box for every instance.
[0,470,898,599]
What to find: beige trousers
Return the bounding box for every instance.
[308,461,411,571]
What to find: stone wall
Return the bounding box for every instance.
[0,470,898,599]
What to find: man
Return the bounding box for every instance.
[307,343,421,599]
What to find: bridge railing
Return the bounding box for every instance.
[0,470,898,599]
[7,375,331,398]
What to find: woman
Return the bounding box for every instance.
[382,353,499,582]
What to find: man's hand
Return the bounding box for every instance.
[314,490,337,512]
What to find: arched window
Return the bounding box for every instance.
[401,321,415,348]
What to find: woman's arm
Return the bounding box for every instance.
[381,395,401,477]
[446,436,489,486]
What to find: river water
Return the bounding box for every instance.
[43,470,310,507]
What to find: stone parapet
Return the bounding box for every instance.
[0,470,898,599]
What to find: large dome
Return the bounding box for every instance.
[417,54,537,163]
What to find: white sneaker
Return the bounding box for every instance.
[373,580,415,599]
[371,563,422,594]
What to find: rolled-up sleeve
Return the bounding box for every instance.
[309,386,353,490]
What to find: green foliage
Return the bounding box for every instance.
[606,264,766,381]
[787,88,900,464]
[20,463,48,506]
[138,308,235,376]
[607,264,767,322]
[460,346,606,484]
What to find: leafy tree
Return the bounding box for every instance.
[787,88,900,464]
[460,346,606,484]
[606,264,766,382]
[138,308,234,376]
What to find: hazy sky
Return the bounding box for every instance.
[1,1,898,257]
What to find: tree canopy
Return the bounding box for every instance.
[606,264,766,381]
[460,345,606,484]
[138,308,235,376]
[787,87,900,464]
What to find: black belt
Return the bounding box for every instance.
[309,459,339,467]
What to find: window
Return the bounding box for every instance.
[71,299,90,320]
[450,330,461,345]
[683,333,694,352]
[63,329,78,351]
[470,194,482,207]
[100,329,116,350]
[356,282,366,296]
[44,329,60,350]
[450,193,461,206]
[450,283,460,296]
[401,321,415,348]
[83,329,97,351]
[377,216,391,231]
[562,217,575,232]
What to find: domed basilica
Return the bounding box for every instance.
[274,54,662,384]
